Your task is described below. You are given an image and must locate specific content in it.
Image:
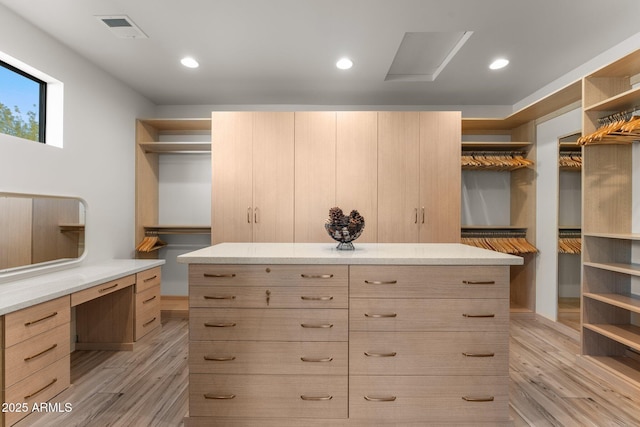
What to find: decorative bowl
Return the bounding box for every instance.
[324,207,365,250]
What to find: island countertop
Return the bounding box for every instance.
[177,242,523,265]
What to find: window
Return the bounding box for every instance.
[0,59,46,143]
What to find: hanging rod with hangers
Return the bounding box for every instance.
[461,227,537,254]
[578,108,640,145]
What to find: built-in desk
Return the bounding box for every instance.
[0,259,164,426]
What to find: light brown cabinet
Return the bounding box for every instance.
[212,112,295,244]
[378,111,461,243]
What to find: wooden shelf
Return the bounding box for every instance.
[583,323,640,353]
[584,261,640,277]
[580,355,640,390]
[584,232,640,240]
[59,224,85,232]
[584,86,640,113]
[138,118,211,132]
[139,142,211,153]
[461,141,532,149]
[584,292,640,314]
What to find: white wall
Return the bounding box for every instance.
[0,4,155,275]
[535,108,581,321]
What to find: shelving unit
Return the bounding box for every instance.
[580,48,640,389]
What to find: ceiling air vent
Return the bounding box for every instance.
[96,15,148,39]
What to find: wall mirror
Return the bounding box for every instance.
[0,193,86,274]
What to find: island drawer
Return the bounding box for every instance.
[189,264,348,287]
[349,374,509,423]
[4,296,70,347]
[190,308,348,342]
[349,331,508,376]
[136,266,162,293]
[349,298,508,332]
[190,285,348,309]
[189,373,348,419]
[350,265,509,299]
[189,341,347,375]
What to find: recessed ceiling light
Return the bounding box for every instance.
[489,58,509,70]
[181,57,199,69]
[336,57,353,70]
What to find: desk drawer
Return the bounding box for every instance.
[350,265,509,299]
[4,296,70,347]
[189,264,348,287]
[349,298,508,332]
[3,355,71,426]
[4,323,70,387]
[71,274,135,306]
[349,374,509,423]
[190,285,348,309]
[136,267,161,293]
[350,331,507,376]
[189,374,347,419]
[190,308,348,342]
[189,341,347,375]
[135,284,161,340]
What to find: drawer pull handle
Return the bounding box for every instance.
[462,352,495,358]
[204,356,236,361]
[301,296,334,301]
[301,323,333,328]
[301,274,334,279]
[143,275,158,282]
[204,273,236,278]
[143,317,157,327]
[204,295,236,300]
[365,313,397,318]
[204,322,237,328]
[204,393,236,400]
[24,344,58,361]
[463,280,495,285]
[462,313,495,318]
[301,357,333,362]
[99,283,119,293]
[364,395,396,402]
[364,351,397,357]
[300,395,333,401]
[364,280,397,285]
[24,378,57,400]
[462,396,495,402]
[143,295,157,304]
[24,311,58,326]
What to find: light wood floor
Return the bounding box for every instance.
[16,315,640,427]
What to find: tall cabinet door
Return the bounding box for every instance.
[377,112,421,243]
[252,112,295,242]
[336,112,378,243]
[294,112,336,243]
[212,112,253,244]
[419,111,461,243]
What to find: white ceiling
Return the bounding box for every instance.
[2,0,640,107]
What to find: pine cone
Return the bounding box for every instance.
[328,207,344,224]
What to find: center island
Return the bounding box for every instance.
[178,242,523,426]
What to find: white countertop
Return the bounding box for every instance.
[0,259,165,315]
[177,243,523,266]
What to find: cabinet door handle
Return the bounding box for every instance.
[462,352,495,358]
[247,206,251,223]
[99,283,119,293]
[421,207,425,224]
[204,356,236,361]
[301,274,334,279]
[24,311,58,326]
[364,313,397,318]
[204,295,236,300]
[143,275,158,282]
[203,273,236,278]
[301,296,333,301]
[254,207,259,223]
[204,322,236,328]
[463,280,495,285]
[364,351,397,357]
[204,393,236,400]
[462,396,494,402]
[414,208,418,224]
[364,280,397,285]
[301,323,333,328]
[300,395,333,401]
[462,313,495,318]
[24,378,57,400]
[300,357,333,362]
[364,395,396,402]
[24,344,58,361]
[143,317,157,327]
[143,295,157,304]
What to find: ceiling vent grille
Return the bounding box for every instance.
[96,15,148,39]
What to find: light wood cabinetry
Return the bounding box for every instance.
[579,49,640,389]
[134,267,162,340]
[378,111,461,243]
[212,112,294,244]
[186,262,510,425]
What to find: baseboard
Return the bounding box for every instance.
[161,295,189,319]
